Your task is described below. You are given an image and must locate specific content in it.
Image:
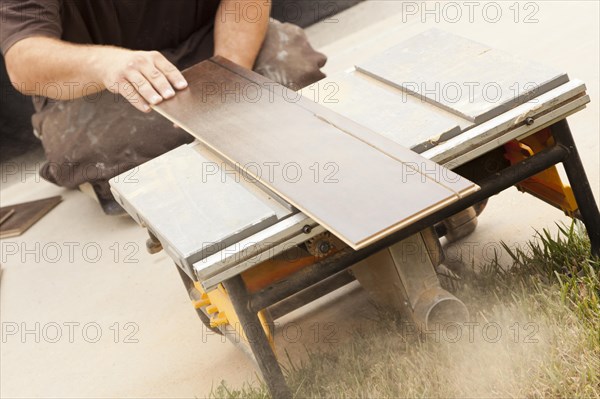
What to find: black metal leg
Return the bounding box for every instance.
[552,119,600,257]
[223,275,292,399]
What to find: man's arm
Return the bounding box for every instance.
[4,0,271,113]
[4,37,188,113]
[214,0,271,69]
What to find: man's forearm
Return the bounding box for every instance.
[214,0,271,69]
[5,37,188,112]
[6,37,117,99]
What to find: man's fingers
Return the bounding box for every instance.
[118,80,151,113]
[138,60,176,100]
[126,70,163,105]
[153,52,188,90]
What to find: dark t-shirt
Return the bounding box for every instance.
[0,0,220,56]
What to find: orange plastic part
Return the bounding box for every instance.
[241,251,318,293]
[503,128,578,216]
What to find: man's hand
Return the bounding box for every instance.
[96,48,188,113]
[5,37,188,113]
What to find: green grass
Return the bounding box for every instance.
[210,222,600,398]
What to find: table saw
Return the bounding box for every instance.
[110,29,600,398]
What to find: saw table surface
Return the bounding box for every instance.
[109,144,289,272]
[357,29,569,124]
[307,29,570,154]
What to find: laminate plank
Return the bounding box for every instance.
[154,57,477,249]
[217,59,476,198]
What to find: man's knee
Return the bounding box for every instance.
[254,20,327,90]
[33,93,192,189]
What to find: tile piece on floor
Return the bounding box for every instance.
[0,196,62,239]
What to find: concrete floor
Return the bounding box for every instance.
[1,1,598,398]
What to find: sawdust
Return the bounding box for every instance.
[276,285,597,398]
